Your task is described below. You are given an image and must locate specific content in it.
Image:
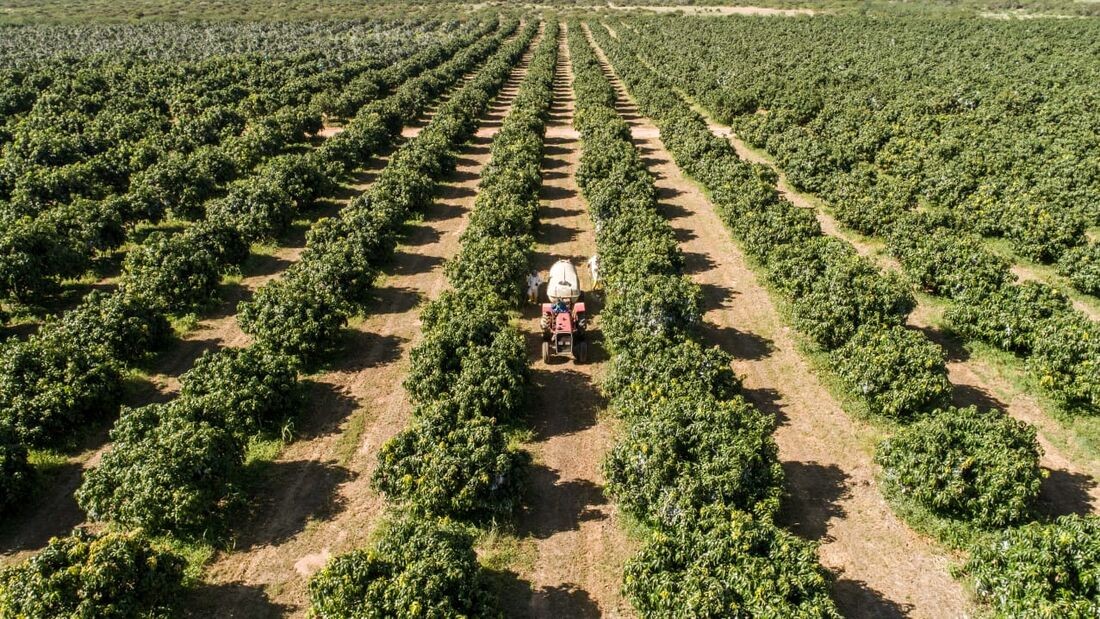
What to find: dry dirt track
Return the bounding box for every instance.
[183,40,539,617]
[585,26,975,617]
[504,27,634,618]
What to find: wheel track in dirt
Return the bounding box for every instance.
[504,25,634,618]
[183,40,541,618]
[584,25,974,618]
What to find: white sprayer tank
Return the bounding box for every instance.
[547,259,581,303]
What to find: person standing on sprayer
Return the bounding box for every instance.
[526,270,542,304]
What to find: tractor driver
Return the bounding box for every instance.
[551,299,569,314]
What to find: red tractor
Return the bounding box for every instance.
[540,259,588,364]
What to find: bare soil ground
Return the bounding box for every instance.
[502,27,635,619]
[182,46,538,618]
[586,26,975,618]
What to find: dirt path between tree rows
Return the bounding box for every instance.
[585,26,974,618]
[182,42,539,618]
[502,26,634,619]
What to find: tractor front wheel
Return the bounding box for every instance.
[542,341,551,364]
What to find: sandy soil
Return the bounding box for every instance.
[181,43,539,618]
[585,26,975,618]
[503,27,635,619]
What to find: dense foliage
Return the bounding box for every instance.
[0,528,185,618]
[877,406,1042,528]
[604,395,782,529]
[960,515,1100,617]
[319,19,551,616]
[372,22,548,521]
[0,19,514,516]
[624,508,840,618]
[832,325,951,420]
[617,15,1100,414]
[586,21,1069,615]
[570,25,838,617]
[1057,243,1100,296]
[307,515,497,619]
[588,23,949,423]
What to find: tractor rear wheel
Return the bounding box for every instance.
[542,341,551,364]
[574,341,588,364]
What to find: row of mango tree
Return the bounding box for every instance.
[594,22,1098,617]
[0,19,466,308]
[618,14,1100,299]
[0,19,531,619]
[570,24,841,617]
[617,17,1100,416]
[307,20,559,619]
[0,17,513,520]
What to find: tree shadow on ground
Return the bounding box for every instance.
[538,221,579,245]
[242,252,293,279]
[778,460,851,542]
[397,222,441,246]
[489,570,602,619]
[520,465,608,540]
[832,578,914,619]
[389,251,444,276]
[741,386,785,422]
[699,322,775,363]
[421,201,466,222]
[237,459,355,549]
[950,382,1007,412]
[1038,468,1098,517]
[295,380,360,439]
[537,204,580,220]
[681,250,717,275]
[334,330,406,372]
[526,368,602,437]
[696,281,737,309]
[182,581,289,618]
[0,462,84,555]
[539,182,577,201]
[912,324,971,362]
[361,286,422,315]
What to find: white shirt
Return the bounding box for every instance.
[587,256,599,281]
[526,273,541,290]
